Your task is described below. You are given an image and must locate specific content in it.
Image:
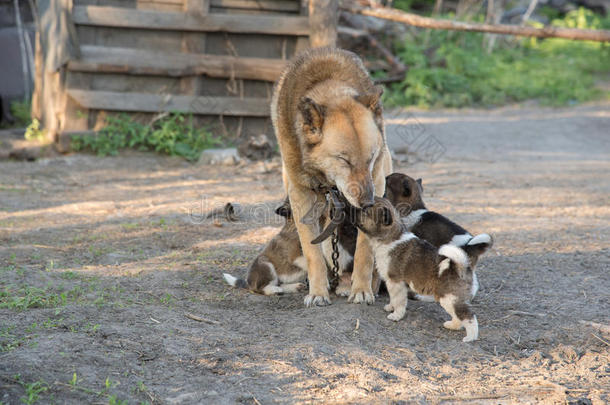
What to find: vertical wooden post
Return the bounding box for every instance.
[308,0,338,48]
[181,0,209,96]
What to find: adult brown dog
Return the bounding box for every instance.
[271,47,392,307]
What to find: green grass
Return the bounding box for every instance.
[0,285,82,311]
[71,112,222,161]
[0,101,31,129]
[385,8,610,108]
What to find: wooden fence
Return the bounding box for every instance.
[32,0,337,150]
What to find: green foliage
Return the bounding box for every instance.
[386,8,610,108]
[19,379,48,405]
[0,285,81,310]
[71,113,222,161]
[10,101,32,127]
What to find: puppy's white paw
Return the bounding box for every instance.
[348,290,375,305]
[304,294,331,307]
[387,311,405,322]
[295,283,307,291]
[443,320,463,330]
[335,285,351,297]
[384,304,394,312]
[462,335,477,343]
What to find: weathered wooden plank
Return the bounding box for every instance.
[67,45,287,82]
[72,5,310,35]
[210,0,299,12]
[67,89,271,116]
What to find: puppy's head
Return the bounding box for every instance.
[384,173,424,216]
[296,86,384,209]
[275,197,292,221]
[354,197,401,240]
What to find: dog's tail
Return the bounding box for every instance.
[463,233,493,260]
[223,273,248,289]
[438,244,470,279]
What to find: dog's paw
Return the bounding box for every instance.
[383,303,394,312]
[462,335,477,343]
[387,311,405,322]
[348,288,375,305]
[295,283,307,291]
[304,294,331,307]
[443,320,463,330]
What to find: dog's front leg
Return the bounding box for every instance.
[288,186,331,307]
[348,231,375,304]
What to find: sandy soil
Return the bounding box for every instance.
[1,103,609,404]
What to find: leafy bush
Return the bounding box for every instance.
[385,8,610,108]
[71,113,222,161]
[24,118,45,141]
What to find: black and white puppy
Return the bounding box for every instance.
[355,197,479,342]
[384,173,493,300]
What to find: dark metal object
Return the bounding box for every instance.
[310,187,347,291]
[329,228,340,291]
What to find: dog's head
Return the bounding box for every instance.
[354,197,401,239]
[296,86,384,209]
[275,196,292,221]
[384,173,424,216]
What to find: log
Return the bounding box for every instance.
[72,5,309,36]
[210,0,300,12]
[66,89,270,117]
[309,0,338,47]
[67,46,287,82]
[342,4,610,42]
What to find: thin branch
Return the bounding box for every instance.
[341,4,610,42]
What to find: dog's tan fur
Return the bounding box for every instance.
[271,47,392,306]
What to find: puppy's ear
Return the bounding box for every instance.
[298,97,325,144]
[402,179,412,197]
[275,200,292,218]
[416,178,423,193]
[382,206,393,226]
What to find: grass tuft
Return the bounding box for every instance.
[71,112,222,161]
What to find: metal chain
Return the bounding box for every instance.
[329,228,340,291]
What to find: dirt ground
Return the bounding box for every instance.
[1,103,609,404]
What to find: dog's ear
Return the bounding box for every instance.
[381,206,393,226]
[298,97,325,144]
[275,199,292,218]
[355,85,384,112]
[402,179,412,197]
[416,178,423,193]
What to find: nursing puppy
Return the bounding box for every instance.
[385,173,493,299]
[355,197,479,342]
[223,199,306,295]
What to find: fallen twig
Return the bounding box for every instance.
[508,310,547,318]
[338,25,407,83]
[185,312,220,325]
[591,333,610,346]
[439,393,508,401]
[579,320,610,335]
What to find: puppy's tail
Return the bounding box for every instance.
[438,244,470,279]
[223,273,248,289]
[463,233,493,260]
